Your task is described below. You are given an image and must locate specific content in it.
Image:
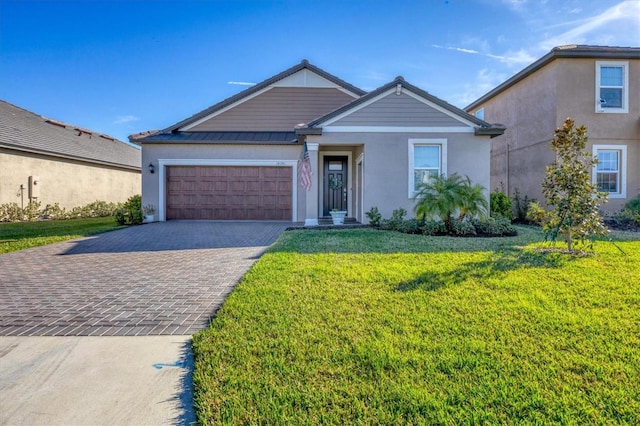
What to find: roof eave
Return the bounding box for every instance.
[465,45,640,111]
[474,125,506,138]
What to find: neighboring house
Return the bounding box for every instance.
[0,100,141,209]
[138,60,504,224]
[466,45,640,212]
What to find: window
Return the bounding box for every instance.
[592,145,627,198]
[596,61,628,113]
[408,139,447,197]
[475,108,485,120]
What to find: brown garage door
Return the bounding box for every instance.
[166,166,292,220]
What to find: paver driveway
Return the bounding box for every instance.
[0,221,290,336]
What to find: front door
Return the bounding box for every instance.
[323,156,348,216]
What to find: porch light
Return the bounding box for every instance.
[148,163,155,174]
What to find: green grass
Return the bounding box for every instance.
[0,217,123,253]
[193,226,640,424]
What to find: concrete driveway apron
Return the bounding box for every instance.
[0,221,290,425]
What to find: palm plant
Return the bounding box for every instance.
[414,173,488,233]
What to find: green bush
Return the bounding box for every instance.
[365,207,382,227]
[1,200,122,222]
[512,188,535,223]
[115,195,143,225]
[379,208,407,231]
[420,220,447,236]
[450,219,476,236]
[471,217,517,236]
[396,218,421,234]
[490,191,513,220]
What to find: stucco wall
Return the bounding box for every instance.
[470,61,558,200]
[311,132,491,220]
[470,56,639,212]
[0,149,140,209]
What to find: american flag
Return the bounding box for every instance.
[298,142,312,191]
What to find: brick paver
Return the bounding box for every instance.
[0,221,289,336]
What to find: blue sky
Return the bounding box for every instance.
[1,0,638,143]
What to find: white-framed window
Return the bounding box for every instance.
[595,61,629,113]
[408,138,447,198]
[475,108,485,120]
[592,144,627,198]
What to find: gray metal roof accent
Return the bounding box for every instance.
[139,131,298,144]
[465,45,640,111]
[0,100,141,169]
[160,60,367,135]
[304,77,503,133]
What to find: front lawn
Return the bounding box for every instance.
[0,217,123,254]
[192,226,640,424]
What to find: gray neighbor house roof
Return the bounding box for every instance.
[0,100,141,170]
[139,60,504,144]
[465,45,640,111]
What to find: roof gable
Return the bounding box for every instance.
[0,100,140,169]
[168,60,365,133]
[308,77,489,129]
[327,91,468,127]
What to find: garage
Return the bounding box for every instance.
[166,166,292,220]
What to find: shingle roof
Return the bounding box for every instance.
[301,77,505,137]
[159,60,367,134]
[0,100,141,170]
[140,131,297,144]
[465,45,640,111]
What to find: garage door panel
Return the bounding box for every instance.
[167,166,292,220]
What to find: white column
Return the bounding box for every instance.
[304,142,319,226]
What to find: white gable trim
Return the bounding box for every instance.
[181,69,360,131]
[323,126,474,133]
[318,87,477,128]
[272,69,360,97]
[157,158,298,221]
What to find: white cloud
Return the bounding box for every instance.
[453,68,508,107]
[113,115,140,125]
[539,1,640,51]
[432,44,535,67]
[227,81,256,86]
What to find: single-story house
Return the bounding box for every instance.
[0,100,141,209]
[138,60,504,224]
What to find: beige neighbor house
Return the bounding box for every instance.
[0,100,141,209]
[466,45,640,213]
[138,60,504,224]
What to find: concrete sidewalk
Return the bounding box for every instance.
[0,336,195,425]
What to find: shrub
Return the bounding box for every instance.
[472,217,517,236]
[512,188,535,223]
[42,203,69,220]
[0,202,24,222]
[420,220,447,236]
[365,207,382,227]
[379,208,407,231]
[396,218,421,234]
[115,195,143,225]
[450,218,476,236]
[490,191,513,220]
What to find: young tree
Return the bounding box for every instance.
[528,118,608,252]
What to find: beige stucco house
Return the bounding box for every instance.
[466,45,640,212]
[0,100,141,209]
[138,60,504,224]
